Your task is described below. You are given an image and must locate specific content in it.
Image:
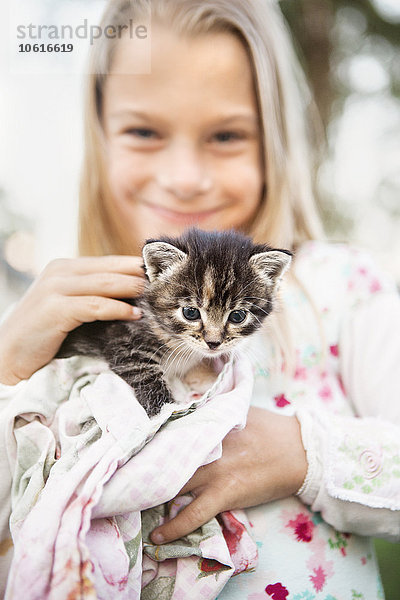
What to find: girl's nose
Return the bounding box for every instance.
[157,139,212,200]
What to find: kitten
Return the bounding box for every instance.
[56,229,292,416]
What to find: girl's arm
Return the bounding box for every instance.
[150,408,308,545]
[0,256,145,385]
[296,289,400,540]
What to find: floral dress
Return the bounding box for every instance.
[217,241,400,600]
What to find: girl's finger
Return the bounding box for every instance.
[58,296,142,331]
[59,273,146,298]
[44,255,145,277]
[150,488,221,545]
[178,465,213,496]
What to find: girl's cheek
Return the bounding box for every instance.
[107,149,146,200]
[222,159,263,200]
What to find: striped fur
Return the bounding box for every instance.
[57,229,291,416]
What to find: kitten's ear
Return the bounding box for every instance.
[249,250,292,289]
[142,242,187,282]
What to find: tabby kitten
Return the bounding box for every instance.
[56,229,292,416]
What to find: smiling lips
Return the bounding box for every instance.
[142,201,224,224]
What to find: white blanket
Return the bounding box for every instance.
[1,355,258,599]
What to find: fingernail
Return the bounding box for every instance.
[151,531,165,544]
[131,307,142,318]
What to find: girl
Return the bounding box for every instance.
[1,0,399,597]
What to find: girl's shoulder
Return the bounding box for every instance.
[293,239,397,307]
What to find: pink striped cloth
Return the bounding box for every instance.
[4,354,257,599]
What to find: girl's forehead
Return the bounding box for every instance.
[111,25,252,75]
[104,26,258,120]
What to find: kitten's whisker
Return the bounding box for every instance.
[171,346,192,377]
[179,346,195,374]
[166,345,188,374]
[247,303,271,318]
[173,342,197,375]
[182,347,196,374]
[163,342,186,373]
[168,348,193,381]
[253,308,270,318]
[163,341,188,375]
[144,340,173,369]
[252,314,263,326]
[139,341,183,384]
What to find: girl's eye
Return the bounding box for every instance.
[124,127,158,139]
[228,310,247,324]
[182,307,201,321]
[212,131,244,143]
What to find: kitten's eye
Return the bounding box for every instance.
[228,310,247,324]
[182,307,201,321]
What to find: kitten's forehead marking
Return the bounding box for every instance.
[202,266,215,307]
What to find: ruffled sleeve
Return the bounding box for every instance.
[296,246,400,540]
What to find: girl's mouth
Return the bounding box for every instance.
[141,201,224,224]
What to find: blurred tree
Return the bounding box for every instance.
[280,0,335,127]
[280,0,400,127]
[280,0,400,260]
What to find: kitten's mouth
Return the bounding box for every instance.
[185,339,227,358]
[203,348,224,357]
[200,343,233,358]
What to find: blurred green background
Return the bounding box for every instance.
[280,2,400,597]
[280,0,400,283]
[374,539,400,599]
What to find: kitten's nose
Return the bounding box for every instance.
[206,340,221,350]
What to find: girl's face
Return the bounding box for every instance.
[103,26,263,249]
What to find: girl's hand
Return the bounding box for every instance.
[0,256,145,385]
[151,407,308,544]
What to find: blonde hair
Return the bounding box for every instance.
[79,0,323,256]
[78,0,326,369]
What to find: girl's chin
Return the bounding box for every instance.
[137,220,193,240]
[136,214,219,238]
